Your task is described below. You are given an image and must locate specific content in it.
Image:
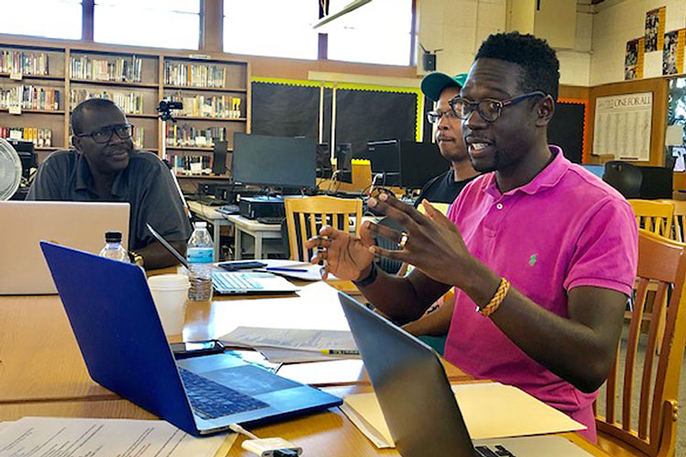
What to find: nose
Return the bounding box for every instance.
[464,107,487,131]
[437,113,450,129]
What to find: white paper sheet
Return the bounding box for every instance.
[0,417,234,457]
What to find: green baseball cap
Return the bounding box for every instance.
[420,72,468,102]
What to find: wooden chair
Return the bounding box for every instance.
[628,200,674,238]
[668,200,686,242]
[595,230,686,457]
[284,196,363,262]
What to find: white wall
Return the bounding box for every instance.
[417,0,593,87]
[591,0,686,86]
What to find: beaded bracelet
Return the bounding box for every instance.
[478,277,510,318]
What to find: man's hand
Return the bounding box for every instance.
[368,194,480,291]
[305,224,376,281]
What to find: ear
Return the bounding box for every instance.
[535,95,555,127]
[72,135,82,152]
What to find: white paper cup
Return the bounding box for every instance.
[148,274,190,336]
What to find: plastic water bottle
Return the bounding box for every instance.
[99,231,130,262]
[187,221,213,301]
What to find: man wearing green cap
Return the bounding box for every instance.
[414,72,479,206]
[401,73,479,345]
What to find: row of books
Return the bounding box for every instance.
[0,50,50,76]
[70,89,144,114]
[0,127,53,147]
[70,55,143,83]
[170,155,213,175]
[0,86,60,111]
[132,126,144,150]
[165,124,227,147]
[165,93,242,118]
[164,62,226,88]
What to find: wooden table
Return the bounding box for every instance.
[0,280,612,456]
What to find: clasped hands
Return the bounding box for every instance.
[305,193,478,289]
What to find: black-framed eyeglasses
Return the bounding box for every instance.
[75,123,133,144]
[448,91,546,123]
[426,109,459,125]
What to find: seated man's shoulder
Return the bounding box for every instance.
[565,164,628,204]
[41,149,78,169]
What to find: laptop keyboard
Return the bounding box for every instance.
[179,368,269,420]
[212,272,264,292]
[474,445,516,457]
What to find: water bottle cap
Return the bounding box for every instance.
[194,222,207,229]
[105,231,123,242]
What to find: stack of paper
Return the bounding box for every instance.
[0,417,235,456]
[340,382,585,449]
[220,326,359,363]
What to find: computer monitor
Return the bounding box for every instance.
[6,139,36,180]
[639,166,673,199]
[232,133,316,189]
[399,141,450,189]
[367,139,400,186]
[316,143,332,179]
[211,140,228,176]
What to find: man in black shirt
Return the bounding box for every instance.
[415,72,479,206]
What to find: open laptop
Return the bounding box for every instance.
[146,223,298,295]
[40,242,342,436]
[338,293,594,457]
[0,201,129,295]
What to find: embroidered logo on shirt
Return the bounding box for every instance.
[529,254,537,266]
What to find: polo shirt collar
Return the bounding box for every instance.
[74,151,128,198]
[485,145,569,198]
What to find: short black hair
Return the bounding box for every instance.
[475,32,559,101]
[71,98,119,135]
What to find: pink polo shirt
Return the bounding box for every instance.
[444,147,637,442]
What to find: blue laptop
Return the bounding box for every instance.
[40,242,341,436]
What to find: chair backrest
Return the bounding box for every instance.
[596,230,686,457]
[284,196,363,262]
[669,200,686,242]
[628,199,674,238]
[604,161,643,199]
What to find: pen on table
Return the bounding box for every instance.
[320,349,360,356]
[265,267,309,272]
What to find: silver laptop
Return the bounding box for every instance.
[146,223,298,295]
[339,293,594,457]
[0,201,129,295]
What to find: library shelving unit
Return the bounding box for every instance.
[0,41,251,177]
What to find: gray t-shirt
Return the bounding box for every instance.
[27,149,191,250]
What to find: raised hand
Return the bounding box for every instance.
[367,194,478,289]
[306,224,376,281]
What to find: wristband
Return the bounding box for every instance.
[129,251,144,267]
[478,277,510,318]
[352,262,378,288]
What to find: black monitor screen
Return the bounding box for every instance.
[367,140,400,174]
[7,139,36,179]
[232,133,316,188]
[639,166,673,199]
[399,141,450,189]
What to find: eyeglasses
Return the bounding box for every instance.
[75,124,133,144]
[448,91,546,123]
[426,110,459,125]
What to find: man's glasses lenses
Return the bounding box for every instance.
[88,124,133,144]
[426,111,456,124]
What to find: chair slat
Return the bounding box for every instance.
[622,277,648,429]
[298,213,308,262]
[605,349,619,424]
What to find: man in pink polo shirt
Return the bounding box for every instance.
[306,32,637,442]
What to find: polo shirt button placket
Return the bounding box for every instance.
[496,203,503,210]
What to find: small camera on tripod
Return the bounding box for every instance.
[157,99,183,122]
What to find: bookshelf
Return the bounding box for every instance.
[0,42,250,175]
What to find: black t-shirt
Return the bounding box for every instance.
[415,169,479,207]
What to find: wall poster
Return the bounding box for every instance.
[663,29,686,75]
[645,7,666,53]
[593,93,653,162]
[625,38,645,80]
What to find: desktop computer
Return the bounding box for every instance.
[366,139,401,186]
[335,143,353,183]
[639,166,673,199]
[398,141,450,190]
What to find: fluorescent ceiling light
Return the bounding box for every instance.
[312,0,372,29]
